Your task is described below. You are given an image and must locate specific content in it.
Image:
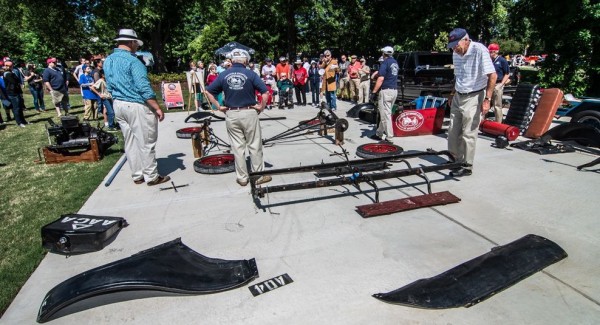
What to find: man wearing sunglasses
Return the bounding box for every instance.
[446,28,497,177]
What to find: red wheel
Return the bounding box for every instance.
[176,127,203,139]
[298,119,321,129]
[194,154,235,174]
[356,143,403,159]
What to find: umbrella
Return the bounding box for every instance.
[214,41,255,57]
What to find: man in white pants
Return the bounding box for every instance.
[104,28,170,186]
[446,28,497,177]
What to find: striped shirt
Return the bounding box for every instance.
[104,48,156,104]
[453,41,495,93]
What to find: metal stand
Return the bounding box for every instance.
[262,102,347,145]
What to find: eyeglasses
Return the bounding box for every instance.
[325,54,331,57]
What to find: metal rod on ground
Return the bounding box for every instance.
[105,154,127,187]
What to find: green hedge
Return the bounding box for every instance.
[148,72,187,84]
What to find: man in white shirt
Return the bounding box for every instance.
[446,28,497,177]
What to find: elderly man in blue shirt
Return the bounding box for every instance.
[206,48,271,187]
[104,29,170,186]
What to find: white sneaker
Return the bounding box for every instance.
[19,124,26,128]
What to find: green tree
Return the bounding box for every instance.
[514,0,599,96]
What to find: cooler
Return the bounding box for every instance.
[393,107,445,137]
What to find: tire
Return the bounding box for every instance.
[335,118,349,132]
[193,154,235,174]
[572,110,600,132]
[176,127,203,139]
[356,143,403,159]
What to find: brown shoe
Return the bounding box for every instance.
[134,178,145,184]
[147,175,171,186]
[255,175,272,185]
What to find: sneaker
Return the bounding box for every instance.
[255,175,272,185]
[18,124,26,128]
[134,178,145,184]
[450,168,472,177]
[106,127,118,133]
[369,134,383,141]
[236,178,249,186]
[147,175,171,186]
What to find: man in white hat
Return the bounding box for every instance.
[104,28,171,186]
[370,46,399,142]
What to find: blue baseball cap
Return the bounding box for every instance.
[447,28,467,49]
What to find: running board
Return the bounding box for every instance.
[356,191,460,217]
[372,234,567,309]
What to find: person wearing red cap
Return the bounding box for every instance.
[42,57,70,117]
[488,43,510,122]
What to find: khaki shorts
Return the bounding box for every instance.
[50,90,69,107]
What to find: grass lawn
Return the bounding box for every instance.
[0,84,191,315]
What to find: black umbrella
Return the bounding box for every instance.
[214,41,255,56]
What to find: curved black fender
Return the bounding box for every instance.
[542,122,600,147]
[373,234,567,309]
[37,238,259,323]
[347,103,375,118]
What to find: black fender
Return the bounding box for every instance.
[37,238,258,323]
[184,111,225,123]
[542,122,600,147]
[372,234,567,309]
[347,103,375,118]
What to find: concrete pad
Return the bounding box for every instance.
[3,101,600,324]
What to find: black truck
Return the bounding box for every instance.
[393,51,455,103]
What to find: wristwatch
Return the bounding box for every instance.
[484,97,491,101]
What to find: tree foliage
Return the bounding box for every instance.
[4,0,598,96]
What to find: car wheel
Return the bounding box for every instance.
[572,110,600,131]
[193,154,235,174]
[176,127,203,139]
[356,143,403,159]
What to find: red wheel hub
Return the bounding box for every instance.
[199,154,235,166]
[362,143,399,154]
[178,127,203,134]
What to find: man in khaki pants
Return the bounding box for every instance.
[206,48,271,187]
[446,28,497,177]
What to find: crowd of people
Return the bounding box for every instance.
[0,55,116,131]
[187,51,378,113]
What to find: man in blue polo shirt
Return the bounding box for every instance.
[370,46,399,142]
[104,28,170,186]
[43,57,70,117]
[206,48,271,187]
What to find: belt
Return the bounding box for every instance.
[456,88,485,96]
[228,106,253,110]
